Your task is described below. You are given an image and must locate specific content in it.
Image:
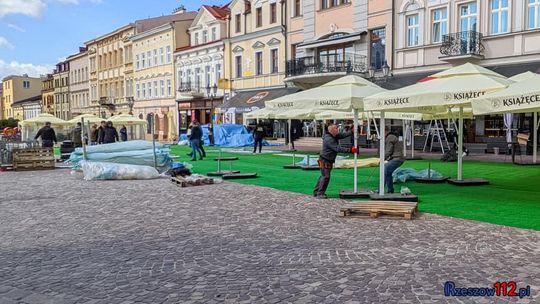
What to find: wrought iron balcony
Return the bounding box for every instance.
[285,53,368,78]
[440,31,484,58]
[177,83,203,93]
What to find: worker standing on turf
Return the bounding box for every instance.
[384,127,405,193]
[313,123,358,199]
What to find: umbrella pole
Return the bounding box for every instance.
[411,120,415,159]
[81,118,87,161]
[151,115,157,169]
[534,111,538,164]
[353,109,358,193]
[379,112,385,196]
[457,107,464,181]
[402,120,407,157]
[288,119,292,150]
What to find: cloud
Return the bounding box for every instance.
[50,0,79,4]
[7,23,25,32]
[0,0,46,18]
[0,37,14,49]
[0,60,54,79]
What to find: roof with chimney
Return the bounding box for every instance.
[202,4,230,20]
[134,10,198,33]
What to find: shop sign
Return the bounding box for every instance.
[247,91,269,104]
[178,102,191,110]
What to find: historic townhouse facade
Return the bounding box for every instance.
[86,24,135,118]
[132,8,197,140]
[41,74,55,115]
[53,61,71,120]
[67,47,90,116]
[392,0,540,143]
[175,5,229,130]
[1,75,42,120]
[222,0,296,124]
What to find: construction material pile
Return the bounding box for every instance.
[68,140,173,171]
[81,161,160,181]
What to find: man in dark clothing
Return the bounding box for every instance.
[97,121,106,144]
[72,122,83,148]
[102,121,119,144]
[34,122,57,148]
[207,123,214,146]
[253,122,265,153]
[120,125,128,141]
[384,127,405,193]
[190,122,204,161]
[313,124,358,199]
[90,124,98,145]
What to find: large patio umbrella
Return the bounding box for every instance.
[67,114,103,125]
[472,74,540,163]
[364,63,513,193]
[19,113,68,141]
[265,75,387,195]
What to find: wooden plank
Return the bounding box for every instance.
[339,201,417,220]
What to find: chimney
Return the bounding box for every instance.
[172,5,186,14]
[79,46,87,53]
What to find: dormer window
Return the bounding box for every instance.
[203,30,208,43]
[194,33,199,45]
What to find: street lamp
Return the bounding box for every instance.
[367,60,392,83]
[206,84,218,124]
[382,60,390,78]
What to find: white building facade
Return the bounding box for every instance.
[67,48,90,115]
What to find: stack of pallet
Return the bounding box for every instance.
[339,201,418,220]
[12,148,55,171]
[171,175,214,187]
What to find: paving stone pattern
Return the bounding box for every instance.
[0,170,539,304]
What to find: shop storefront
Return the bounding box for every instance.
[177,98,223,134]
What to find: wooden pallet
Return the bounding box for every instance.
[339,201,418,220]
[12,148,55,171]
[171,176,214,187]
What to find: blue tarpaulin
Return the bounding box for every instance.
[180,124,273,148]
[393,168,443,183]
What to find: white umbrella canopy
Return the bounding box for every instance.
[20,113,67,127]
[67,114,103,125]
[364,63,513,114]
[509,71,538,82]
[244,108,277,120]
[266,74,386,112]
[109,114,147,125]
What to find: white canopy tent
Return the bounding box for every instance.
[19,113,68,141]
[364,63,513,193]
[110,114,148,140]
[472,74,540,163]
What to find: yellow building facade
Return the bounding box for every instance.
[1,75,42,120]
[41,75,55,114]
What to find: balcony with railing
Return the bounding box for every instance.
[176,82,204,100]
[439,31,485,60]
[284,53,368,89]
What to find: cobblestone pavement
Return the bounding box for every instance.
[0,170,539,304]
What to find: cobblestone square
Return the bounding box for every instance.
[0,170,538,303]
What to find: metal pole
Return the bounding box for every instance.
[151,114,157,169]
[457,107,464,180]
[402,120,407,157]
[379,112,385,196]
[81,118,87,161]
[353,109,358,193]
[534,111,538,164]
[411,120,415,159]
[288,119,292,150]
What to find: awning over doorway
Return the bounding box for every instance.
[218,87,299,113]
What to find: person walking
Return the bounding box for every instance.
[97,120,106,144]
[102,121,119,144]
[72,122,83,148]
[120,125,128,141]
[253,122,264,153]
[384,127,405,194]
[313,123,358,199]
[34,122,57,148]
[190,121,204,161]
[207,123,214,146]
[90,124,98,145]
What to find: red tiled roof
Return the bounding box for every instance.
[202,4,230,20]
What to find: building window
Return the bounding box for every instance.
[160,48,164,64]
[255,51,263,75]
[270,49,278,73]
[147,51,151,67]
[153,81,158,97]
[141,53,146,68]
[154,49,158,65]
[166,46,171,63]
[195,33,199,45]
[203,30,208,43]
[142,83,146,98]
[160,80,165,96]
[211,27,217,41]
[256,7,263,27]
[529,0,540,29]
[147,82,152,98]
[460,2,478,32]
[235,14,241,33]
[205,66,211,87]
[270,3,277,24]
[23,81,30,88]
[321,0,328,9]
[215,63,221,83]
[491,0,509,34]
[330,0,338,7]
[235,55,242,78]
[195,68,201,90]
[432,8,448,43]
[294,0,301,16]
[370,28,386,69]
[406,14,419,47]
[167,79,172,96]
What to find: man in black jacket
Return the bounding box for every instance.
[102,121,119,144]
[190,121,204,161]
[313,123,358,199]
[97,121,106,144]
[34,122,57,148]
[252,122,265,153]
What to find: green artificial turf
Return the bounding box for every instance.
[170,145,540,231]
